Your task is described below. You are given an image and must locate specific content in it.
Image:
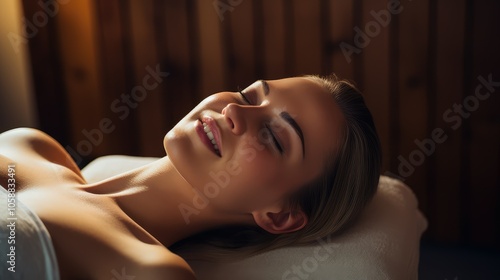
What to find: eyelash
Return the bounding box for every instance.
[238,90,284,155]
[239,90,251,104]
[265,124,284,154]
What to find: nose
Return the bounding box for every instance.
[222,103,261,136]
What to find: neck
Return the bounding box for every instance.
[83,156,252,247]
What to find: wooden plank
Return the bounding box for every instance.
[0,1,37,133]
[360,0,391,173]
[225,0,256,89]
[262,0,286,79]
[467,0,500,248]
[55,0,108,159]
[162,1,198,133]
[94,0,138,156]
[329,0,354,80]
[283,0,294,77]
[468,123,500,247]
[319,0,330,74]
[292,0,322,76]
[196,0,227,97]
[432,0,466,244]
[128,0,168,156]
[387,2,401,176]
[396,0,430,212]
[252,0,264,79]
[21,0,70,145]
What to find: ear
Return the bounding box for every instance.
[252,207,308,234]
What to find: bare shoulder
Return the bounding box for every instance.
[149,254,196,280]
[79,236,196,280]
[0,127,58,151]
[132,246,196,280]
[0,127,84,180]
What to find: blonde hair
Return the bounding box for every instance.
[171,74,382,261]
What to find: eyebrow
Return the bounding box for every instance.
[260,80,305,158]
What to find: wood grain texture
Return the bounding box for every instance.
[396,0,430,212]
[21,0,70,145]
[360,0,391,173]
[128,0,166,156]
[466,0,500,246]
[261,0,286,79]
[432,0,466,243]
[95,0,138,156]
[23,0,500,249]
[55,0,108,157]
[329,0,355,80]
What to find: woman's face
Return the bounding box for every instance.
[164,77,345,213]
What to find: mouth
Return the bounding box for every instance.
[195,117,222,157]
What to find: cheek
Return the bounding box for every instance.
[237,138,276,178]
[223,147,287,208]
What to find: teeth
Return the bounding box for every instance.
[206,131,214,140]
[202,122,220,153]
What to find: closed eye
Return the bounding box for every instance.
[265,123,284,154]
[239,91,252,105]
[239,88,283,155]
[238,90,283,154]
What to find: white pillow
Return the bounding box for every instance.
[186,176,427,280]
[82,156,427,280]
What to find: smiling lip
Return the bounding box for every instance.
[195,117,222,157]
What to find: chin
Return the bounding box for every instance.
[163,125,204,187]
[164,129,190,182]
[164,128,185,161]
[163,130,172,154]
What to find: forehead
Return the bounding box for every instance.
[268,77,345,176]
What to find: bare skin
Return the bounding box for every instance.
[0,130,196,279]
[0,77,345,279]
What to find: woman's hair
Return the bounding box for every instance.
[171,74,382,261]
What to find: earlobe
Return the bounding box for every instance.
[252,210,308,234]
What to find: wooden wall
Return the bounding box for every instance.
[22,0,500,249]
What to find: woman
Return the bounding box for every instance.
[0,75,381,279]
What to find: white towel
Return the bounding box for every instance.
[0,187,60,280]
